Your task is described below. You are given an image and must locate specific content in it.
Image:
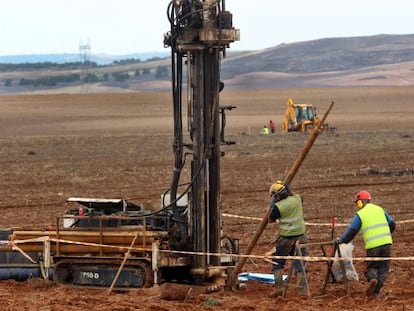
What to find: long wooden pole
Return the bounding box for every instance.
[227,101,335,288]
[108,230,140,292]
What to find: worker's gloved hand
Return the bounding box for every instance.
[334,237,342,246]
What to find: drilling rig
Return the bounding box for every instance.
[0,0,240,290]
[161,0,240,284]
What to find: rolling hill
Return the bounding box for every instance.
[1,34,414,94]
[221,34,414,89]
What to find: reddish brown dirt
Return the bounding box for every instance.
[0,89,413,310]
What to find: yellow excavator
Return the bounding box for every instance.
[282,98,324,133]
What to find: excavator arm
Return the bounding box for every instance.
[282,98,298,132]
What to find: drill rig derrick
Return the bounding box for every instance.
[163,0,239,284]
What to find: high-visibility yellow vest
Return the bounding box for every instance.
[277,194,305,237]
[357,203,393,249]
[261,127,270,135]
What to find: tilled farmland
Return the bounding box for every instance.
[0,89,413,310]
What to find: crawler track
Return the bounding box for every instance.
[54,257,153,290]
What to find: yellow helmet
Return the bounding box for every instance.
[269,180,285,196]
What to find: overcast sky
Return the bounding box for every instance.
[1,0,413,56]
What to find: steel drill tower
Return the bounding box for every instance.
[164,0,239,277]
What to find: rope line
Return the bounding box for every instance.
[8,236,414,263]
[222,212,414,226]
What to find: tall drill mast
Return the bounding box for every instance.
[164,0,239,271]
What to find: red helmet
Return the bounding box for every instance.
[354,191,371,203]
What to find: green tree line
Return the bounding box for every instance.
[0,61,98,72]
[3,65,170,87]
[18,74,81,87]
[0,56,166,72]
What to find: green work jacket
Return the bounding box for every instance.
[277,194,305,237]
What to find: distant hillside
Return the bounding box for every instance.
[1,34,414,94]
[221,34,414,77]
[221,34,414,89]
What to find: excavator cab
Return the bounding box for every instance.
[283,98,318,133]
[295,105,316,132]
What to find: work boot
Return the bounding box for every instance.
[297,272,308,296]
[366,278,378,297]
[269,270,285,297]
[373,282,382,300]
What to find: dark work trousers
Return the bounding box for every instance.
[365,244,392,294]
[272,234,307,272]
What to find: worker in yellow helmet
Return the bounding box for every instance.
[268,181,307,297]
[335,191,395,299]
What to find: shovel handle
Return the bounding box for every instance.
[331,216,336,240]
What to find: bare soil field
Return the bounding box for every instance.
[0,87,413,310]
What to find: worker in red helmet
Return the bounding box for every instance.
[336,190,395,299]
[268,181,307,297]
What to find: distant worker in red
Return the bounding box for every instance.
[336,191,395,299]
[269,120,276,134]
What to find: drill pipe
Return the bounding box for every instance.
[227,101,335,288]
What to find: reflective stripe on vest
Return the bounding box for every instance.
[357,203,392,249]
[277,194,305,236]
